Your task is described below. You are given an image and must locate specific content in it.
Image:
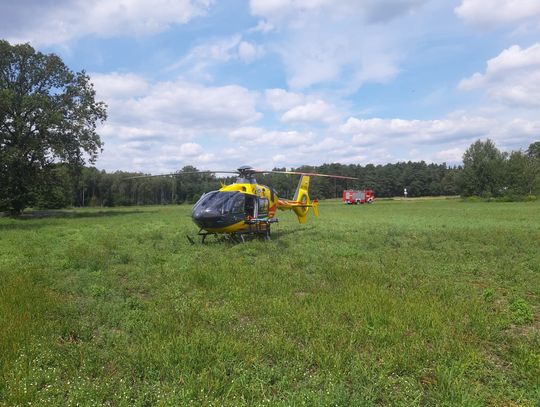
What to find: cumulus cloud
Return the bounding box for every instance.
[90,72,150,99]
[89,72,261,172]
[340,114,540,147]
[96,77,261,129]
[229,127,314,147]
[455,0,540,27]
[228,126,385,167]
[272,154,287,163]
[2,0,213,46]
[277,19,400,90]
[180,142,204,156]
[281,100,341,124]
[434,148,464,162]
[264,88,342,124]
[459,43,540,107]
[247,0,426,90]
[265,88,306,111]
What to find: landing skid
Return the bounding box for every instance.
[187,218,278,244]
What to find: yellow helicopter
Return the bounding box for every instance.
[131,165,357,243]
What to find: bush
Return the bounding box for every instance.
[462,194,537,203]
[495,194,537,202]
[462,196,481,202]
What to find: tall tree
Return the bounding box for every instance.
[0,40,107,214]
[527,141,540,159]
[460,139,506,197]
[505,151,539,195]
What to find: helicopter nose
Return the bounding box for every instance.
[192,208,223,228]
[193,208,221,220]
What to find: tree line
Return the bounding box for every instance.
[22,161,459,209]
[16,139,538,211]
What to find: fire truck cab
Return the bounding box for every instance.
[343,189,375,204]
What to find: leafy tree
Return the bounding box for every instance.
[35,164,73,209]
[505,151,538,195]
[460,139,506,197]
[527,141,540,159]
[0,40,107,214]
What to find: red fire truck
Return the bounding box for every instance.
[343,189,375,204]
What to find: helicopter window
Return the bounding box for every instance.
[192,191,244,215]
[192,191,218,212]
[258,198,269,216]
[228,193,245,214]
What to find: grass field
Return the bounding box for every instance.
[1,199,539,406]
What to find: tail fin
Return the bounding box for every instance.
[276,175,320,223]
[292,175,313,224]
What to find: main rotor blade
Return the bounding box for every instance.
[255,170,358,180]
[124,170,238,180]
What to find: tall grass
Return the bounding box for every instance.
[0,200,539,405]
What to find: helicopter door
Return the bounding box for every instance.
[245,195,256,218]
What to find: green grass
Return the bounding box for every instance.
[1,199,539,406]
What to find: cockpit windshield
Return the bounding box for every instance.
[192,191,245,215]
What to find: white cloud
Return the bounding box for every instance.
[180,142,204,156]
[278,23,401,90]
[301,137,346,153]
[281,100,340,124]
[2,0,213,46]
[340,114,540,147]
[90,72,150,99]
[272,154,287,163]
[249,0,426,24]
[166,35,242,79]
[90,72,262,172]
[249,20,275,33]
[434,148,464,162]
[265,88,306,111]
[183,35,242,64]
[229,127,314,147]
[247,1,425,90]
[250,0,328,21]
[167,35,265,79]
[459,43,540,107]
[238,41,265,62]
[228,126,377,166]
[264,89,343,124]
[455,0,540,27]
[98,77,261,129]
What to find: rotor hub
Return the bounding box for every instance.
[236,165,257,184]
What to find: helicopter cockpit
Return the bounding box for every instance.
[192,191,257,229]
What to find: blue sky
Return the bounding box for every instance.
[2,0,539,173]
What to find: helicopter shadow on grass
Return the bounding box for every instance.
[0,209,155,231]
